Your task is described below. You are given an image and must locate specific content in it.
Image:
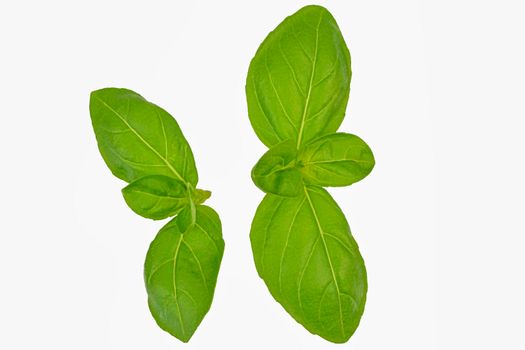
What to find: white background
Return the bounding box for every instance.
[1,0,524,349]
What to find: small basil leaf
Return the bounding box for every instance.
[299,133,375,187]
[89,88,198,185]
[193,189,211,205]
[251,140,302,197]
[250,186,367,343]
[246,5,351,149]
[145,205,225,343]
[121,175,188,220]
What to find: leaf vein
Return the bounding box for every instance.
[157,109,168,159]
[146,258,174,285]
[171,235,186,337]
[250,75,283,144]
[182,239,209,291]
[297,236,320,317]
[278,37,306,96]
[264,52,297,131]
[304,186,346,339]
[290,23,314,62]
[317,281,334,322]
[178,288,198,307]
[305,90,339,122]
[296,12,323,148]
[195,223,220,254]
[278,197,306,294]
[313,54,340,87]
[324,232,356,258]
[260,197,285,277]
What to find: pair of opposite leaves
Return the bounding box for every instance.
[89,5,374,344]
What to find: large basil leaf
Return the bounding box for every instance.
[299,133,375,187]
[145,205,224,342]
[121,175,188,220]
[90,88,198,185]
[246,5,351,149]
[251,140,302,197]
[250,185,367,343]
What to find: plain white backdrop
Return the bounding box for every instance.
[1,0,524,349]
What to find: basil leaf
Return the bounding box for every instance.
[90,88,198,185]
[193,189,211,205]
[251,185,366,343]
[246,5,351,149]
[299,133,375,187]
[145,205,224,343]
[121,175,189,220]
[251,140,302,197]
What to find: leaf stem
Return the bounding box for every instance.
[186,183,197,226]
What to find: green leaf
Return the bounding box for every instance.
[246,5,351,149]
[299,133,375,187]
[193,189,211,205]
[251,140,302,197]
[121,175,189,220]
[145,205,225,343]
[250,185,367,343]
[89,88,198,186]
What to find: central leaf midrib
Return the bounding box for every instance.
[303,185,346,339]
[172,234,186,338]
[306,159,372,165]
[296,12,323,149]
[96,97,187,184]
[129,189,186,200]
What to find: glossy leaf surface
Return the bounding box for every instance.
[246,5,351,149]
[90,88,198,185]
[121,175,188,220]
[145,205,224,342]
[299,133,375,187]
[251,140,301,197]
[251,186,366,343]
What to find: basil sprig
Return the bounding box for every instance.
[90,88,224,342]
[246,5,374,343]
